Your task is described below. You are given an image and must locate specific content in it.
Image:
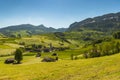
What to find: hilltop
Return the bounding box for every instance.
[0,24,67,37]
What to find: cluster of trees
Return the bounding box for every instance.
[113,31,120,39]
[83,41,120,58]
[54,32,71,44]
[24,43,70,53]
[10,34,22,38]
[25,44,43,52]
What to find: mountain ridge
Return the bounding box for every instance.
[1,12,120,37]
[67,12,120,32]
[0,24,67,37]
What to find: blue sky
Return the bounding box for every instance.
[0,0,120,28]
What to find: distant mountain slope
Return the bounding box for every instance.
[67,12,120,32]
[0,24,67,36]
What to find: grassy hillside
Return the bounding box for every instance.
[0,31,120,80]
[0,53,120,80]
[0,33,83,56]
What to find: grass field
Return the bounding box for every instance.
[0,43,22,56]
[0,53,120,80]
[0,34,120,80]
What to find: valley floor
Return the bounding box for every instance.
[0,53,120,80]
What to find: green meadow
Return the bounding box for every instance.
[0,33,119,80]
[0,53,120,80]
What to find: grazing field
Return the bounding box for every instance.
[0,53,120,80]
[0,33,120,80]
[0,43,22,56]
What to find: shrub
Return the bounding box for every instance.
[52,53,58,56]
[55,56,59,60]
[43,48,50,52]
[88,51,100,58]
[41,57,56,62]
[36,52,41,57]
[19,42,25,45]
[74,56,78,60]
[14,48,23,64]
[4,58,15,64]
[83,53,88,58]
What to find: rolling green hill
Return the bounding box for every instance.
[0,24,67,37]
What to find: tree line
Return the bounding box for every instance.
[83,41,120,58]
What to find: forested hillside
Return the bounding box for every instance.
[67,12,120,32]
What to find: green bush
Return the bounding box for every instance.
[14,48,23,64]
